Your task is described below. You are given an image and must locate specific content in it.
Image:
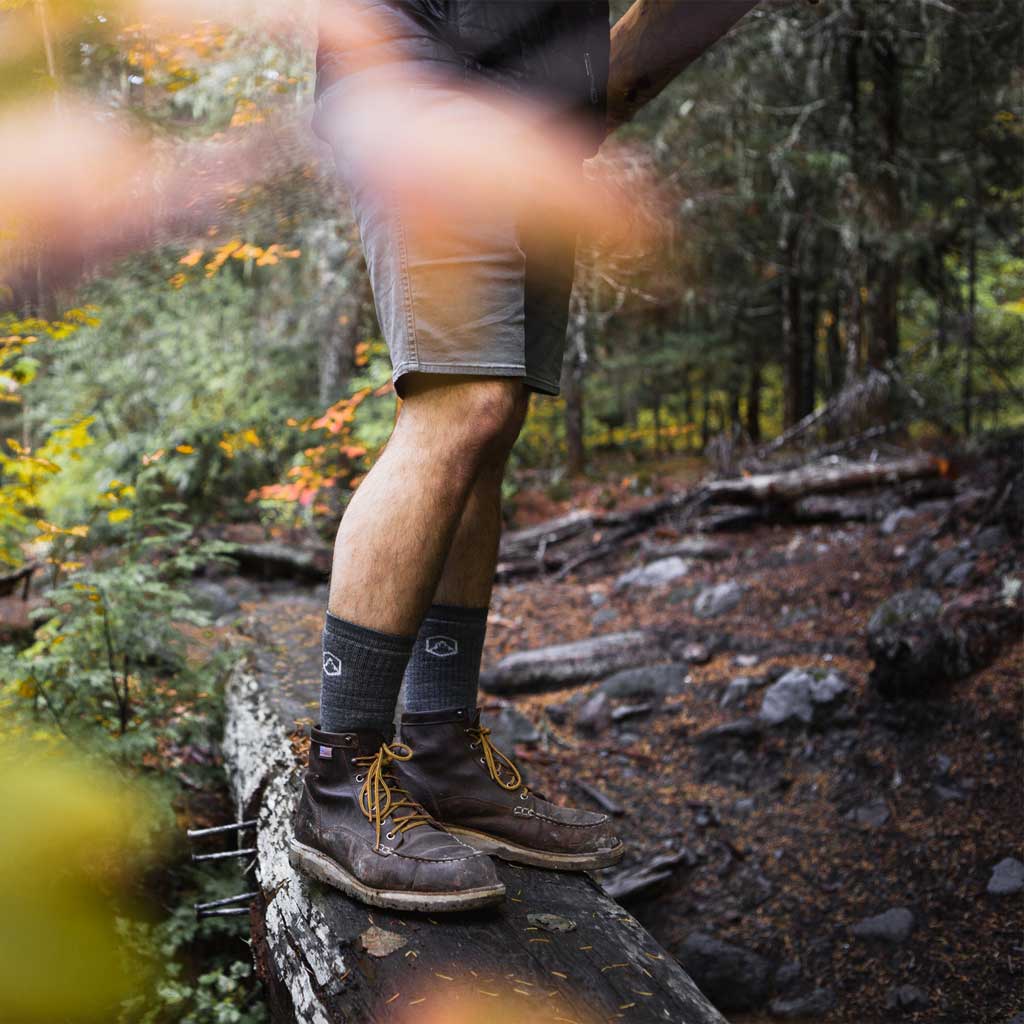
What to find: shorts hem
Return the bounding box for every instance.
[393,360,527,384]
[523,376,561,397]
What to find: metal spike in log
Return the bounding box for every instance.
[194,892,259,914]
[191,847,258,863]
[186,819,257,839]
[198,907,252,919]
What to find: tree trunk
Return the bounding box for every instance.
[563,286,588,476]
[746,355,762,443]
[606,0,760,134]
[781,219,804,428]
[319,273,370,408]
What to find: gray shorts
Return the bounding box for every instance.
[316,64,580,398]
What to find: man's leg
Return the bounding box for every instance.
[401,441,520,713]
[288,374,531,913]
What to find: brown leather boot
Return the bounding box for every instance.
[289,725,505,911]
[400,706,625,870]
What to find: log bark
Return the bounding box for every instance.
[222,648,727,1024]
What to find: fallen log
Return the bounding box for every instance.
[0,560,38,599]
[701,454,941,505]
[498,509,594,561]
[222,650,726,1024]
[225,541,330,582]
[479,630,661,695]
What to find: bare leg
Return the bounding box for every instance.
[327,374,527,636]
[432,429,524,609]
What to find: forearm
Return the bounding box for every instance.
[605,0,761,134]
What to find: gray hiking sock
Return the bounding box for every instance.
[403,603,489,713]
[319,611,416,734]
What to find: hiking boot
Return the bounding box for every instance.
[399,706,625,871]
[288,725,505,911]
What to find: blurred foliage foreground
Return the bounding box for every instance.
[1,2,1022,1021]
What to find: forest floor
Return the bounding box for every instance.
[206,447,1022,1024]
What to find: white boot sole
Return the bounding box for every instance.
[443,826,625,871]
[288,838,506,912]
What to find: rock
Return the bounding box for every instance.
[576,692,612,734]
[693,717,762,744]
[924,548,961,587]
[734,798,756,817]
[933,782,966,802]
[694,581,743,619]
[591,607,618,628]
[226,540,329,581]
[614,556,690,592]
[866,589,965,699]
[678,933,774,1013]
[987,857,1024,896]
[720,675,764,709]
[681,641,711,664]
[774,961,802,993]
[589,591,607,608]
[480,631,657,694]
[481,705,540,750]
[600,848,696,902]
[845,799,891,829]
[903,538,936,575]
[600,663,689,700]
[758,668,848,726]
[944,560,974,588]
[190,579,241,620]
[851,907,915,943]
[734,653,761,668]
[769,988,836,1019]
[880,508,915,535]
[545,703,569,725]
[974,525,1009,551]
[611,702,654,722]
[885,985,929,1012]
[778,604,819,627]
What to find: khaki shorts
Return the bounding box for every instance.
[315,62,581,398]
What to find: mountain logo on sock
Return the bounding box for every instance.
[322,652,342,676]
[425,635,459,657]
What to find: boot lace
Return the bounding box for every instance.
[353,741,431,849]
[466,726,528,798]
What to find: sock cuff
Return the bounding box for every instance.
[421,602,489,625]
[323,611,416,653]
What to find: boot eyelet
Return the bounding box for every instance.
[520,791,528,800]
[385,831,395,840]
[469,742,479,750]
[355,774,365,782]
[478,758,486,766]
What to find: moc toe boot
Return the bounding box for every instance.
[289,725,505,911]
[400,706,625,871]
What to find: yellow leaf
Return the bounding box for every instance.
[107,508,133,524]
[175,444,194,454]
[179,249,204,267]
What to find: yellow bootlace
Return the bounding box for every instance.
[353,741,431,849]
[466,726,528,796]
